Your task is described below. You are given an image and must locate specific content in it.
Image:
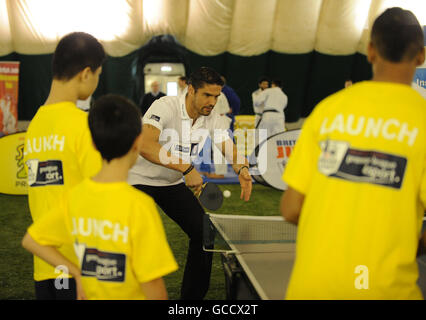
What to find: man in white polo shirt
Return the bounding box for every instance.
[128,67,252,299]
[254,79,288,140]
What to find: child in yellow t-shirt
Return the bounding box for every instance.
[22,94,178,299]
[24,32,105,299]
[280,8,426,299]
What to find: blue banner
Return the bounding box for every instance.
[413,26,426,89]
[414,68,426,89]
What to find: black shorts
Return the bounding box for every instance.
[34,278,76,300]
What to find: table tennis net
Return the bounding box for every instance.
[206,214,297,245]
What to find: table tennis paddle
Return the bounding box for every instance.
[197,182,223,211]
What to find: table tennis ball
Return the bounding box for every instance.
[223,190,231,198]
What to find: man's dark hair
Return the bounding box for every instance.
[52,32,106,81]
[179,76,187,82]
[258,76,270,84]
[371,7,424,63]
[89,94,142,162]
[188,67,224,91]
[272,79,282,88]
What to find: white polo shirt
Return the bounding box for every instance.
[128,94,231,186]
[253,87,288,117]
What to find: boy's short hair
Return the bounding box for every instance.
[89,94,142,162]
[179,76,187,82]
[371,7,424,63]
[188,67,224,91]
[52,32,106,81]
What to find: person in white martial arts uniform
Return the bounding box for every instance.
[251,77,269,128]
[253,79,288,140]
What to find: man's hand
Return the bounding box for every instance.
[184,168,204,195]
[238,167,252,201]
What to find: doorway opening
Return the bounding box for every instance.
[144,62,185,96]
[136,35,189,105]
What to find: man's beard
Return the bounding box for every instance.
[200,105,214,115]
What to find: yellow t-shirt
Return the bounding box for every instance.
[28,179,178,300]
[283,81,426,300]
[24,102,102,281]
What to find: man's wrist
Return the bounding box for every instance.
[237,165,249,175]
[183,164,194,176]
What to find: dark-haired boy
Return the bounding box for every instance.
[23,32,106,299]
[281,8,426,299]
[129,66,252,299]
[22,94,178,300]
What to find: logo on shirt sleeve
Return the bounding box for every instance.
[150,114,161,122]
[26,159,64,187]
[318,140,407,189]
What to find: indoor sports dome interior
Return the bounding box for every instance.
[1,0,426,302]
[0,0,425,123]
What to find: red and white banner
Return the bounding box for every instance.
[0,61,20,137]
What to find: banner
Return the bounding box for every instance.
[413,27,426,87]
[414,67,426,89]
[412,27,426,98]
[0,61,20,137]
[250,129,301,191]
[0,132,28,195]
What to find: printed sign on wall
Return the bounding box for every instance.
[0,61,20,137]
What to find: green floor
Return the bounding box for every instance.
[0,184,283,300]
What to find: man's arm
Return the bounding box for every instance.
[140,124,188,172]
[140,277,168,300]
[22,233,86,300]
[280,187,305,225]
[217,138,252,201]
[140,124,203,192]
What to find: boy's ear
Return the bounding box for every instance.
[415,47,425,67]
[80,67,92,82]
[367,41,376,64]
